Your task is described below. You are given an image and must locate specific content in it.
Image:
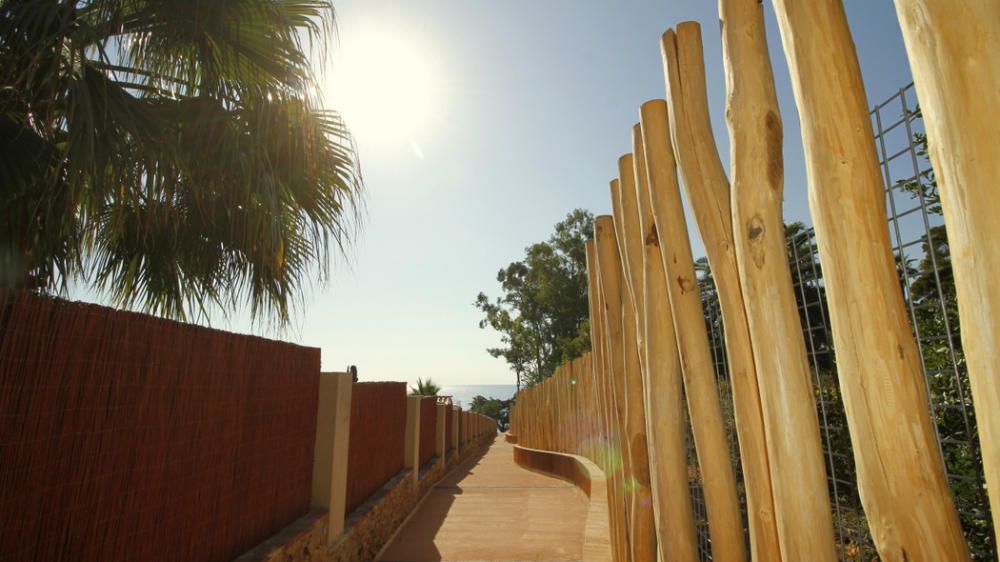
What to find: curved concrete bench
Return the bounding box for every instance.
[511,444,613,562]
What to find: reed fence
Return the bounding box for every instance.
[419,396,437,466]
[345,382,408,514]
[0,292,320,562]
[1,292,499,561]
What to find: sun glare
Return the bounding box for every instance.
[329,27,439,147]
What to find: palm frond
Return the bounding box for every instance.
[1,0,362,324]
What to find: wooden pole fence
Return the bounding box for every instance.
[767,1,970,559]
[659,22,783,562]
[508,4,997,559]
[612,159,657,562]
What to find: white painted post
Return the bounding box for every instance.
[404,395,421,488]
[310,372,353,543]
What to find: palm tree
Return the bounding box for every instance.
[0,0,361,322]
[410,378,441,396]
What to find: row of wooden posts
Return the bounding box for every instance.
[310,373,495,545]
[510,1,999,561]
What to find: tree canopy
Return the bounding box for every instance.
[475,209,592,387]
[409,378,440,396]
[0,0,361,323]
[469,395,508,431]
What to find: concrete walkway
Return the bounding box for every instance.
[379,438,589,562]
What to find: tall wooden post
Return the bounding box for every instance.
[612,160,657,562]
[642,87,746,562]
[595,214,634,562]
[588,239,627,561]
[708,4,844,558]
[310,372,353,543]
[767,2,970,559]
[634,118,698,562]
[586,241,610,470]
[659,23,781,561]
[893,0,1000,545]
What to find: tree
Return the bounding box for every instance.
[409,378,440,396]
[0,0,361,323]
[475,209,593,387]
[469,395,508,431]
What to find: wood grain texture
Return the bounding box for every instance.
[716,2,841,559]
[612,158,658,562]
[595,214,635,562]
[768,1,970,559]
[893,0,1000,547]
[659,23,781,562]
[640,91,746,562]
[634,116,699,562]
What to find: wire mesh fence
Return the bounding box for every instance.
[690,83,996,560]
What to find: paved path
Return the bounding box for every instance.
[379,438,588,562]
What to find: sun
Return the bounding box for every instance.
[327,26,439,147]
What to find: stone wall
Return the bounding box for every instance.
[238,434,495,562]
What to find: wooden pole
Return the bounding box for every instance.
[659,23,781,561]
[713,3,844,558]
[633,119,699,562]
[596,214,635,562]
[586,242,608,464]
[612,159,657,562]
[767,2,971,559]
[892,0,1000,545]
[640,96,745,562]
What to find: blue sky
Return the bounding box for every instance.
[72,1,918,388]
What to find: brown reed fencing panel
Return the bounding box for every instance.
[344,382,407,515]
[0,292,321,562]
[419,397,437,465]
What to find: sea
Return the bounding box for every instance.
[438,384,518,409]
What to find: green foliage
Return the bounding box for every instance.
[475,209,593,387]
[409,378,440,396]
[0,0,362,323]
[469,395,508,431]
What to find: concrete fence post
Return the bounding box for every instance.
[452,407,461,453]
[436,403,447,467]
[310,372,353,544]
[404,395,421,488]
